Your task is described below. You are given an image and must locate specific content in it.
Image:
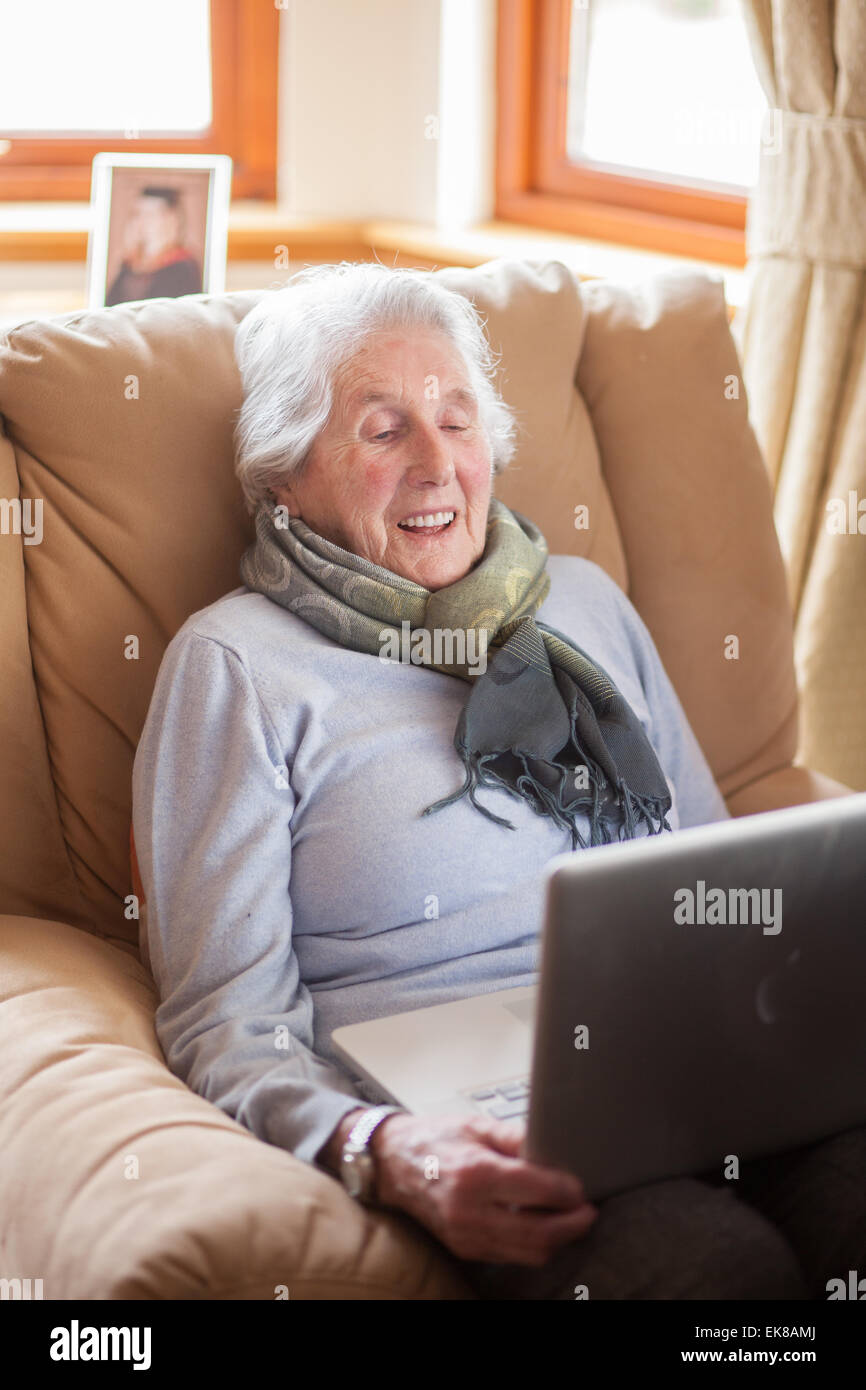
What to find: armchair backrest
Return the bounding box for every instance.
[0,259,796,950]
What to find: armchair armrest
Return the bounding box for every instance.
[0,914,473,1300]
[724,764,855,819]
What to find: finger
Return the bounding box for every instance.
[463,1124,589,1208]
[468,1117,526,1157]
[467,1200,598,1266]
[474,1155,590,1211]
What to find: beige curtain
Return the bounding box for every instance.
[732,0,866,790]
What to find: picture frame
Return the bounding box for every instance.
[86,152,232,310]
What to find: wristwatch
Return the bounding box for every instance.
[338,1105,405,1205]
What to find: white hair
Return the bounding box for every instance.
[232,260,519,515]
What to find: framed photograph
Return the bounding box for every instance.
[86,153,232,309]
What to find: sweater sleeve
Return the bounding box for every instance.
[131,626,368,1168]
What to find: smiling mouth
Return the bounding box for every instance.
[396,510,456,538]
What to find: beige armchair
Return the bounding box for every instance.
[0,258,851,1299]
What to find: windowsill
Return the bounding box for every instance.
[365,219,747,312]
[0,201,747,313]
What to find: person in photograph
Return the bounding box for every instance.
[105,184,202,306]
[132,261,866,1300]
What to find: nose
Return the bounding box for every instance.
[403,416,455,489]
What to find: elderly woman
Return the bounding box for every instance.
[133,261,866,1301]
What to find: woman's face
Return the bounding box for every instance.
[270,326,493,590]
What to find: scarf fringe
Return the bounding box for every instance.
[422,741,672,850]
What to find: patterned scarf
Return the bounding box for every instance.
[239,497,673,849]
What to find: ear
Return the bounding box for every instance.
[270,483,301,517]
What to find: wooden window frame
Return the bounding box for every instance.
[496,0,747,265]
[0,0,279,201]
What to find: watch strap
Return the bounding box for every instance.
[341,1105,405,1205]
[345,1104,404,1152]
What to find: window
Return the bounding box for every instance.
[497,0,768,263]
[0,0,279,200]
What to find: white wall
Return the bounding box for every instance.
[277,0,496,227]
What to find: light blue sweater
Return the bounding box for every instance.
[132,555,731,1169]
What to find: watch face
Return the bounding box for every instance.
[342,1149,371,1199]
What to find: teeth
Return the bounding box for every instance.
[399,511,455,529]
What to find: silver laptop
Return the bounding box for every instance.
[331,792,866,1203]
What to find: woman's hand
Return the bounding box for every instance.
[369,1111,597,1266]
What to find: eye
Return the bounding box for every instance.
[370,422,467,441]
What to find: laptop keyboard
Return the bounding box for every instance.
[462,1074,531,1120]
